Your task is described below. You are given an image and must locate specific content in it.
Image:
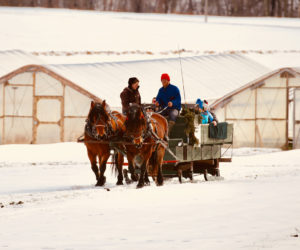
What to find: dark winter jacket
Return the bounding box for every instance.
[120,87,141,114]
[210,110,218,123]
[156,83,181,111]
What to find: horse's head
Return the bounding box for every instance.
[86,100,111,139]
[125,103,147,147]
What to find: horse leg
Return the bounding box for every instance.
[157,164,164,186]
[127,153,138,182]
[116,153,124,185]
[137,161,146,188]
[87,149,99,184]
[144,171,150,185]
[156,147,165,186]
[96,155,108,186]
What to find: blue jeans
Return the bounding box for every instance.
[160,108,179,122]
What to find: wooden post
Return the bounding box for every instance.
[255,88,257,147]
[32,72,37,144]
[61,84,65,142]
[2,82,5,144]
[293,88,296,149]
[286,77,289,149]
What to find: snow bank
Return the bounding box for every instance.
[0,143,300,249]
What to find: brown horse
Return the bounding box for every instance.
[84,100,126,186]
[124,103,168,188]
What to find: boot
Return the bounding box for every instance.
[168,121,175,137]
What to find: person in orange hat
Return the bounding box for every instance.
[155,73,181,135]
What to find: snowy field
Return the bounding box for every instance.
[0,143,300,250]
[1,6,300,249]
[1,7,300,69]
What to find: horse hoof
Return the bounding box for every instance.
[136,183,144,189]
[116,181,123,185]
[96,176,106,186]
[131,176,138,182]
[156,181,164,186]
[125,179,132,184]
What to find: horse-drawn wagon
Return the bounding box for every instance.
[147,114,234,182]
[80,101,233,188]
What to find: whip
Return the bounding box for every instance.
[178,45,187,106]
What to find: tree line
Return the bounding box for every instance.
[1,0,300,17]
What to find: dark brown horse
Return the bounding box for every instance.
[124,103,168,188]
[84,100,126,186]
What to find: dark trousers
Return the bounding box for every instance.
[160,108,179,122]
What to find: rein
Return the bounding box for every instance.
[85,106,112,141]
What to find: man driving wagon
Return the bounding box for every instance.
[155,73,181,135]
[120,74,182,135]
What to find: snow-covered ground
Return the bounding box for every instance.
[1,7,300,249]
[0,143,300,250]
[1,7,300,69]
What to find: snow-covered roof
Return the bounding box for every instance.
[0,50,43,77]
[0,50,271,107]
[46,54,270,107]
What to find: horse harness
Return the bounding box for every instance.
[85,109,120,141]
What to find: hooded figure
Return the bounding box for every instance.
[120,77,141,115]
[195,98,215,125]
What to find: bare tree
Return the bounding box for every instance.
[264,0,270,16]
[1,0,300,17]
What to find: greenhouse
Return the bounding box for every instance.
[3,50,299,148]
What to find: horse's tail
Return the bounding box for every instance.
[149,144,159,176]
[110,150,118,177]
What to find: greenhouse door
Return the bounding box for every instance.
[33,96,63,144]
[294,89,300,149]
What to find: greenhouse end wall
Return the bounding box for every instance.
[215,73,291,148]
[0,68,94,144]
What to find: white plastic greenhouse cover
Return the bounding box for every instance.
[46,54,271,108]
[0,50,43,77]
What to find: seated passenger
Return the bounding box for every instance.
[195,98,217,126]
[155,73,181,135]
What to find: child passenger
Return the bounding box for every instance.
[195,98,217,126]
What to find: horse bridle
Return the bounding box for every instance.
[124,106,152,148]
[85,107,114,141]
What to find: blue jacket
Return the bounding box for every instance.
[200,111,214,124]
[156,84,181,110]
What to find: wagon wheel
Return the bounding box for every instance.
[214,159,220,177]
[203,169,208,181]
